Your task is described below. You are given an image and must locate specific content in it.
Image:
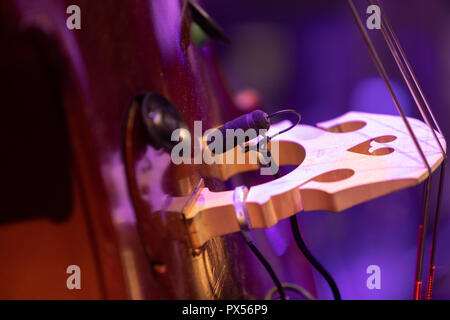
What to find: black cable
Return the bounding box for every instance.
[290,215,342,300]
[241,108,337,301]
[234,110,297,300]
[240,231,286,300]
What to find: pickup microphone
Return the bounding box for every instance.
[206,110,271,154]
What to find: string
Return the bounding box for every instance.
[345,0,438,300]
[426,161,446,299]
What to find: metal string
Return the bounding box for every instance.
[369,0,445,156]
[373,0,445,139]
[346,0,432,174]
